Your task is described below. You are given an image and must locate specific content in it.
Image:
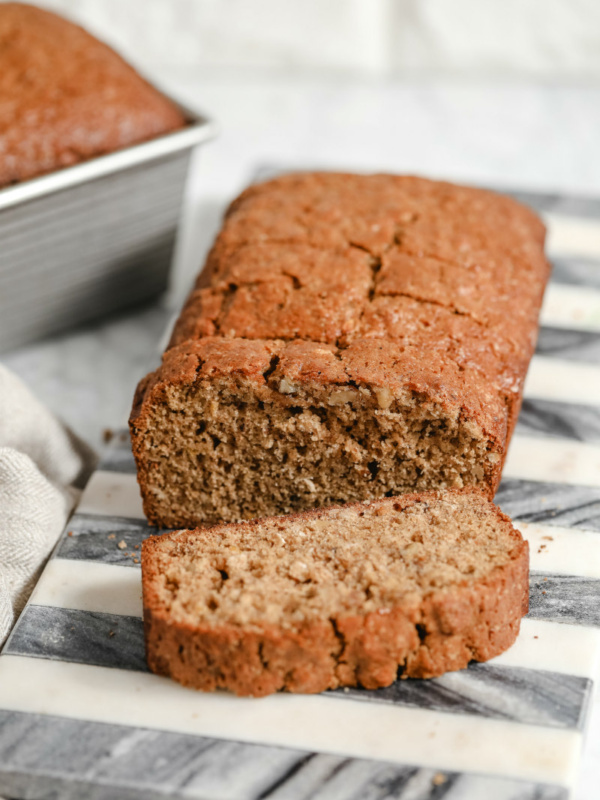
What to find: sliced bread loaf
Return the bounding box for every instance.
[131,173,550,528]
[142,489,528,697]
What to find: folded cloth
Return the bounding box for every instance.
[0,365,96,646]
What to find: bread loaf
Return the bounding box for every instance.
[0,3,185,187]
[142,489,529,697]
[131,173,550,528]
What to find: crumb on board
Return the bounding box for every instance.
[67,531,73,537]
[103,428,114,443]
[432,773,446,786]
[108,533,115,540]
[544,577,548,581]
[542,535,554,541]
[534,635,538,639]
[542,590,547,595]
[134,544,140,550]
[109,630,115,638]
[117,540,127,550]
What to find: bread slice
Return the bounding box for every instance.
[142,489,528,697]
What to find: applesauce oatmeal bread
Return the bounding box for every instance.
[142,489,529,696]
[0,3,185,187]
[130,172,550,528]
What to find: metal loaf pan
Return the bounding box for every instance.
[0,105,217,352]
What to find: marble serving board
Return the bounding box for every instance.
[1,189,600,800]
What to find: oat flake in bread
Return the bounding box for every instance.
[131,172,550,528]
[0,3,185,187]
[142,489,529,697]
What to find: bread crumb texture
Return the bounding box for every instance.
[142,489,529,696]
[131,173,549,527]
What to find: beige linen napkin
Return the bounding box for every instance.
[0,365,96,646]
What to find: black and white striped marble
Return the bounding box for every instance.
[0,710,567,800]
[2,185,600,800]
[551,258,600,291]
[7,607,148,673]
[5,606,591,731]
[516,398,600,443]
[535,327,600,363]
[335,662,590,730]
[529,574,600,627]
[57,512,160,566]
[495,479,600,531]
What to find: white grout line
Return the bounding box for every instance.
[0,656,581,788]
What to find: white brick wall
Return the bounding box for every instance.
[390,0,600,78]
[35,0,600,79]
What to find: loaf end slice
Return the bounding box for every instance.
[130,336,508,528]
[142,489,529,697]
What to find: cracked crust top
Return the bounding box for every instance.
[0,3,185,187]
[130,173,550,522]
[147,172,548,440]
[170,172,548,351]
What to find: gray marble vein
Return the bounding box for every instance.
[262,759,567,800]
[495,479,600,531]
[6,607,148,673]
[551,257,600,291]
[5,607,590,730]
[333,662,590,730]
[0,710,567,800]
[516,398,600,443]
[535,325,600,364]
[529,573,600,627]
[57,513,164,566]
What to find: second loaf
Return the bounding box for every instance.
[131,173,550,527]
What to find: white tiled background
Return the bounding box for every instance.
[35,0,600,79]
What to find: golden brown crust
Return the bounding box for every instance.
[0,3,185,187]
[142,489,529,696]
[130,173,549,525]
[130,336,507,527]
